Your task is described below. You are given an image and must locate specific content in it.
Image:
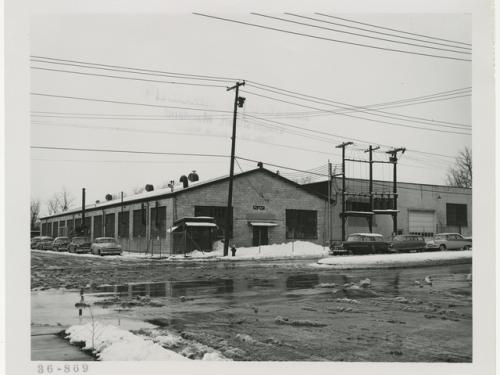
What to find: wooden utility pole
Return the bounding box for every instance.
[327,161,332,246]
[364,145,380,232]
[223,81,246,257]
[335,142,353,241]
[81,188,86,236]
[386,147,406,235]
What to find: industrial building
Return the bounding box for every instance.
[38,166,472,254]
[304,177,472,240]
[39,167,329,254]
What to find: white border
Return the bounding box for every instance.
[4,0,495,374]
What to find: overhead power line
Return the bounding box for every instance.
[32,120,338,156]
[245,83,471,130]
[30,146,230,158]
[284,13,471,51]
[30,66,228,88]
[31,92,232,114]
[247,80,471,128]
[31,55,471,126]
[242,90,471,135]
[251,13,470,55]
[315,13,471,47]
[193,13,471,62]
[31,55,241,83]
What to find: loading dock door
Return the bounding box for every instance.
[409,211,435,236]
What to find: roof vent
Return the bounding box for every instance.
[145,184,154,192]
[188,170,199,182]
[180,175,189,188]
[95,200,100,204]
[105,194,113,201]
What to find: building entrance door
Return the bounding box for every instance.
[252,227,269,246]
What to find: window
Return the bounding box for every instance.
[105,213,115,237]
[195,206,232,238]
[446,204,468,226]
[150,206,167,239]
[93,215,103,238]
[67,219,74,235]
[52,221,58,237]
[133,209,146,237]
[41,222,47,236]
[286,209,317,239]
[118,211,129,238]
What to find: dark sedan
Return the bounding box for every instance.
[389,235,426,253]
[340,233,391,255]
[36,236,54,250]
[52,237,71,252]
[68,237,92,254]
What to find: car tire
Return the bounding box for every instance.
[439,244,446,251]
[463,245,471,250]
[99,250,103,256]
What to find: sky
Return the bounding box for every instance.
[30,13,472,216]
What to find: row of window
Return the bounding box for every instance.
[41,207,167,239]
[40,206,320,241]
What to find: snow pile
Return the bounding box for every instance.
[171,241,329,260]
[317,250,472,269]
[65,322,188,361]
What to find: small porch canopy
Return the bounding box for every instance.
[248,222,278,227]
[169,216,218,254]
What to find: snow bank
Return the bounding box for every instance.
[65,322,188,361]
[317,250,472,269]
[170,241,329,260]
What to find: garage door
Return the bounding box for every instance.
[409,211,435,236]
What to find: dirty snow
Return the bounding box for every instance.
[317,250,472,269]
[171,240,329,260]
[65,322,188,361]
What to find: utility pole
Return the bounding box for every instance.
[386,147,406,235]
[327,161,332,247]
[335,142,353,241]
[364,145,380,233]
[81,188,86,236]
[224,81,246,257]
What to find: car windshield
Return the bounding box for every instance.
[96,238,116,244]
[393,235,405,241]
[73,237,89,243]
[346,235,363,242]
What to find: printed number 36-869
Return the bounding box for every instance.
[37,364,89,373]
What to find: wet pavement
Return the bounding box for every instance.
[31,251,472,362]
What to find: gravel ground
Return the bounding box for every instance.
[31,250,472,362]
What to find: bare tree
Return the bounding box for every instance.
[46,188,76,215]
[58,187,75,211]
[446,147,472,188]
[30,198,41,229]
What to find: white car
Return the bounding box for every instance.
[90,237,122,256]
[426,233,472,251]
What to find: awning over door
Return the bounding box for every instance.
[249,222,278,227]
[185,222,217,227]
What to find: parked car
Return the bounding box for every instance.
[426,233,472,251]
[338,233,390,255]
[52,237,71,251]
[68,237,92,254]
[389,235,426,253]
[31,236,43,249]
[36,236,54,250]
[91,237,122,256]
